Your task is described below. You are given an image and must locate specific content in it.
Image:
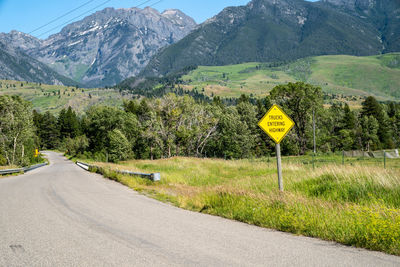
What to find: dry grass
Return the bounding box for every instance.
[0,165,18,170]
[310,165,400,188]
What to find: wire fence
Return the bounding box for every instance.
[257,149,400,170]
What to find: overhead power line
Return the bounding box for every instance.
[34,0,166,38]
[29,0,97,35]
[135,0,153,7]
[149,0,164,8]
[36,0,113,38]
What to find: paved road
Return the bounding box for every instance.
[0,152,399,266]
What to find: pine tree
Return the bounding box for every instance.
[360,97,391,148]
[342,103,356,130]
[360,96,383,119]
[58,107,80,140]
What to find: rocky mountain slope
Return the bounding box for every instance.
[0,7,196,87]
[141,0,400,77]
[0,40,78,86]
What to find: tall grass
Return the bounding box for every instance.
[88,156,400,255]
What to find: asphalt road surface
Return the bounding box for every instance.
[1,152,399,266]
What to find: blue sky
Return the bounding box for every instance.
[0,0,317,39]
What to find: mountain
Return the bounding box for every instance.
[0,7,196,87]
[141,0,400,77]
[0,40,78,86]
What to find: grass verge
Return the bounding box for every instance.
[80,157,400,255]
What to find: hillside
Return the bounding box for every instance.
[179,53,400,100]
[142,0,399,77]
[0,41,78,87]
[0,80,133,114]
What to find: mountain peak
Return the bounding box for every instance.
[162,9,197,27]
[0,30,41,51]
[162,9,187,16]
[142,6,161,15]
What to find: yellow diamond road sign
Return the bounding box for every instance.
[258,104,294,144]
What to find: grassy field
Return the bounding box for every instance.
[0,80,133,114]
[181,63,297,98]
[181,53,400,101]
[310,54,400,99]
[81,155,400,256]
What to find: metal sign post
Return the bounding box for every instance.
[258,105,294,192]
[276,143,283,191]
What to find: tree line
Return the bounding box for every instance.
[2,82,399,166]
[30,82,400,163]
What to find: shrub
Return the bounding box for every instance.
[108,129,132,163]
[0,154,7,166]
[65,135,89,156]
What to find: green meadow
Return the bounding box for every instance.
[181,53,400,101]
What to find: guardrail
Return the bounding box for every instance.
[0,163,48,175]
[24,163,48,173]
[76,161,90,171]
[0,168,23,175]
[76,161,161,182]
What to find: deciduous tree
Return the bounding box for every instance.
[270,82,323,155]
[0,96,35,166]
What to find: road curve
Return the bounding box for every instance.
[0,152,399,266]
